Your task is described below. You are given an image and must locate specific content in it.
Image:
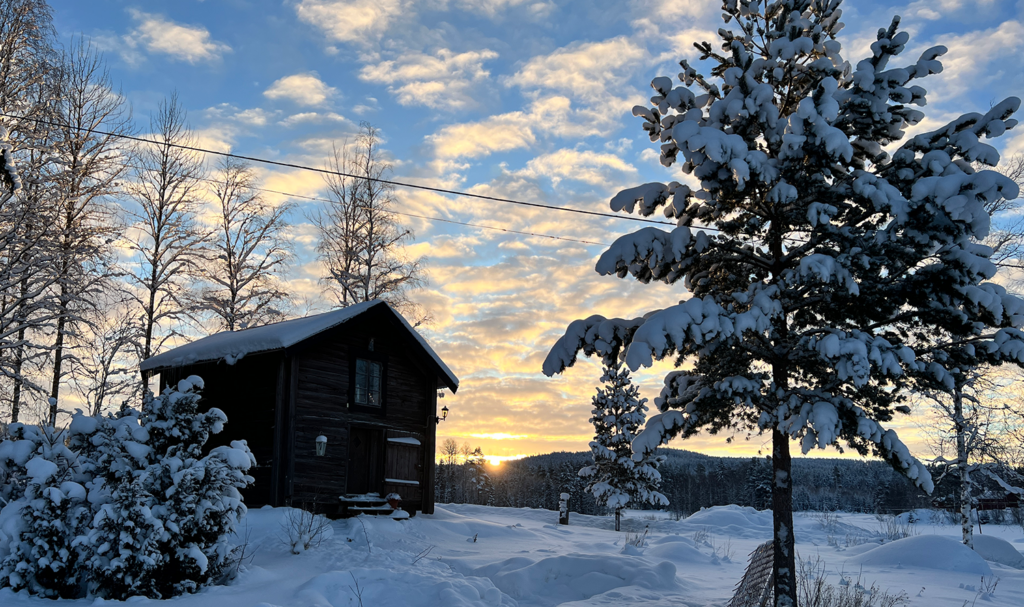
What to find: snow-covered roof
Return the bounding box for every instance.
[141,300,458,390]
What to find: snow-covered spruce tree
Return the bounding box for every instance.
[579,363,667,518]
[48,378,252,600]
[543,2,1022,605]
[0,424,89,598]
[137,377,255,596]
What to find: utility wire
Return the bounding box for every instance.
[13,112,1023,270]
[0,111,678,227]
[119,161,613,247]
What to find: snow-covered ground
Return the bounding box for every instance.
[3,504,1023,606]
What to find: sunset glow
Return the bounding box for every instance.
[49,0,1024,464]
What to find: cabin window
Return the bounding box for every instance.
[354,358,382,407]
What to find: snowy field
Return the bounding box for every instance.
[2,504,1023,606]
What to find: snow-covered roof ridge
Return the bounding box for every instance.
[140,300,458,389]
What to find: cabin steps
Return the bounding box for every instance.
[338,493,410,519]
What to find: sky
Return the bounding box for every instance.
[49,0,1024,464]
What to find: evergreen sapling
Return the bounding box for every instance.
[579,363,668,519]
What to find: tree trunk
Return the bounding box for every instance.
[772,428,797,607]
[48,312,65,426]
[10,326,24,424]
[954,386,973,548]
[615,508,621,532]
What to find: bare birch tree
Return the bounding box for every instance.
[68,294,142,416]
[43,38,131,424]
[311,123,423,314]
[123,94,207,362]
[0,0,58,423]
[200,157,292,332]
[919,366,1024,548]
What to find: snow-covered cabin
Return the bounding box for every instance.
[140,300,458,515]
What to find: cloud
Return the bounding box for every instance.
[294,0,405,45]
[516,148,637,186]
[904,0,998,21]
[922,20,1024,101]
[428,95,624,159]
[279,111,349,127]
[125,10,230,64]
[506,37,646,104]
[360,48,499,111]
[264,73,338,107]
[454,0,555,18]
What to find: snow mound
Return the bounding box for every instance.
[848,535,993,576]
[683,505,773,537]
[973,535,1024,569]
[298,566,514,607]
[450,554,681,607]
[647,536,711,564]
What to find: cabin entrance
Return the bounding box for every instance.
[346,426,384,495]
[384,431,424,506]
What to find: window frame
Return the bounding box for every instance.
[349,349,387,415]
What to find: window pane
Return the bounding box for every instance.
[355,358,382,407]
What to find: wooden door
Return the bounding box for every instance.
[384,430,423,505]
[347,426,383,495]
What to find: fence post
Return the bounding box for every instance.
[558,492,570,525]
[615,508,621,532]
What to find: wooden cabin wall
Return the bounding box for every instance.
[290,308,434,511]
[155,354,280,506]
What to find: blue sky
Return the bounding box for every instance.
[50,0,1024,462]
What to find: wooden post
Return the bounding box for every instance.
[558,492,570,525]
[615,508,621,532]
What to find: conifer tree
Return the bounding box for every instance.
[544,2,1022,604]
[579,362,667,519]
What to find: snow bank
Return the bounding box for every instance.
[450,554,681,607]
[647,536,711,563]
[973,535,1024,569]
[683,505,773,538]
[298,566,513,607]
[848,535,993,575]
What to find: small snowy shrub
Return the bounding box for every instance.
[875,514,917,542]
[0,376,254,600]
[282,507,333,554]
[798,556,908,607]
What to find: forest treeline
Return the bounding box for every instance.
[436,448,1024,520]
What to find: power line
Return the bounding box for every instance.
[1,111,678,227]
[119,160,613,247]
[16,111,1023,271]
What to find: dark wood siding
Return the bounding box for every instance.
[155,353,280,506]
[289,306,435,511]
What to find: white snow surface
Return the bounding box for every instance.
[7,505,1024,606]
[973,534,1024,569]
[140,300,458,389]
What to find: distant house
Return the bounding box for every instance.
[140,300,458,516]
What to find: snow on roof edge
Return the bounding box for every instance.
[140,300,459,391]
[141,300,381,372]
[392,308,459,391]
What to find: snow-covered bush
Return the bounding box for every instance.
[0,425,89,598]
[0,375,254,600]
[579,363,667,511]
[282,507,333,554]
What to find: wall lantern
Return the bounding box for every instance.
[436,405,449,425]
[315,434,327,456]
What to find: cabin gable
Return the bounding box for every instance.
[288,305,436,512]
